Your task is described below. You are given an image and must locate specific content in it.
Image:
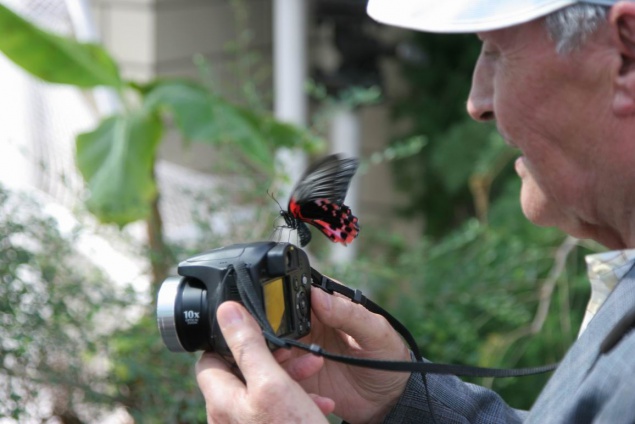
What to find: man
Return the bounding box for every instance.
[196,1,635,422]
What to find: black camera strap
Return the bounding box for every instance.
[307,268,558,378]
[232,262,558,378]
[233,261,288,349]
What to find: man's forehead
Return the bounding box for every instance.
[367,0,617,34]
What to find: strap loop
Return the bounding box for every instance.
[352,289,363,304]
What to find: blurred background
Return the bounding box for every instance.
[0,0,600,422]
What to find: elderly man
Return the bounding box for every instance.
[195,1,635,422]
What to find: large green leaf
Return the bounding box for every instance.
[144,80,322,172]
[143,80,217,141]
[234,105,322,153]
[0,4,121,88]
[144,80,271,170]
[76,111,162,225]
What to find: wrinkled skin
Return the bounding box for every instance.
[468,3,635,249]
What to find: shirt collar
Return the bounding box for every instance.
[579,249,635,336]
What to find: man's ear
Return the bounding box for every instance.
[610,2,635,116]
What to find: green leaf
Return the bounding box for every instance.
[233,105,323,153]
[144,80,323,172]
[210,100,275,171]
[144,80,217,141]
[145,80,272,171]
[0,4,121,88]
[76,111,162,225]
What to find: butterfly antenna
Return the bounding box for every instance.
[267,190,285,211]
[267,190,288,227]
[267,190,288,244]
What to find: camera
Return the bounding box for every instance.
[156,241,312,356]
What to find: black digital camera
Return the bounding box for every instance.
[156,241,311,356]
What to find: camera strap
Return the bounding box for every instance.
[233,261,288,349]
[306,268,558,377]
[232,261,558,378]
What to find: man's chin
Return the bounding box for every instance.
[519,180,557,228]
[520,188,619,246]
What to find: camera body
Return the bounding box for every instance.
[157,241,311,356]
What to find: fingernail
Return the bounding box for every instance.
[218,303,244,327]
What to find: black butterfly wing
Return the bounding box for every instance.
[286,154,360,246]
[290,154,359,205]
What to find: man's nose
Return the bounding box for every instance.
[467,97,494,122]
[467,56,495,122]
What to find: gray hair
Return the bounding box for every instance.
[545,4,610,53]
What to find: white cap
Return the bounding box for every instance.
[366,0,617,33]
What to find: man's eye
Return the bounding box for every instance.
[482,48,499,59]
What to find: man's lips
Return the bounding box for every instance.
[514,156,527,177]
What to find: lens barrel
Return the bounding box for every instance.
[157,276,212,352]
[157,277,187,352]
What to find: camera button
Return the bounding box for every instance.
[293,276,300,290]
[296,291,308,316]
[302,274,309,287]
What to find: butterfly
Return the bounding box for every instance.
[278,154,360,247]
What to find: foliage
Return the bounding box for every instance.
[107,316,205,424]
[0,184,133,421]
[0,184,215,423]
[0,3,120,88]
[76,111,163,224]
[390,32,491,236]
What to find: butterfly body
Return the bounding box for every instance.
[280,209,313,247]
[280,154,360,247]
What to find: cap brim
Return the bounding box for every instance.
[366,0,579,33]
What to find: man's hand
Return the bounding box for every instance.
[274,287,411,424]
[196,301,333,423]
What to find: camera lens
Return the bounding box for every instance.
[157,277,186,352]
[157,276,211,352]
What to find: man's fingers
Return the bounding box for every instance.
[311,286,408,358]
[196,351,245,406]
[216,301,287,383]
[279,352,325,381]
[273,346,293,362]
[309,393,336,416]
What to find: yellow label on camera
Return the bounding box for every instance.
[263,278,286,334]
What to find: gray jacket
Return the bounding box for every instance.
[384,265,635,423]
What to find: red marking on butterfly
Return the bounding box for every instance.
[280,154,360,247]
